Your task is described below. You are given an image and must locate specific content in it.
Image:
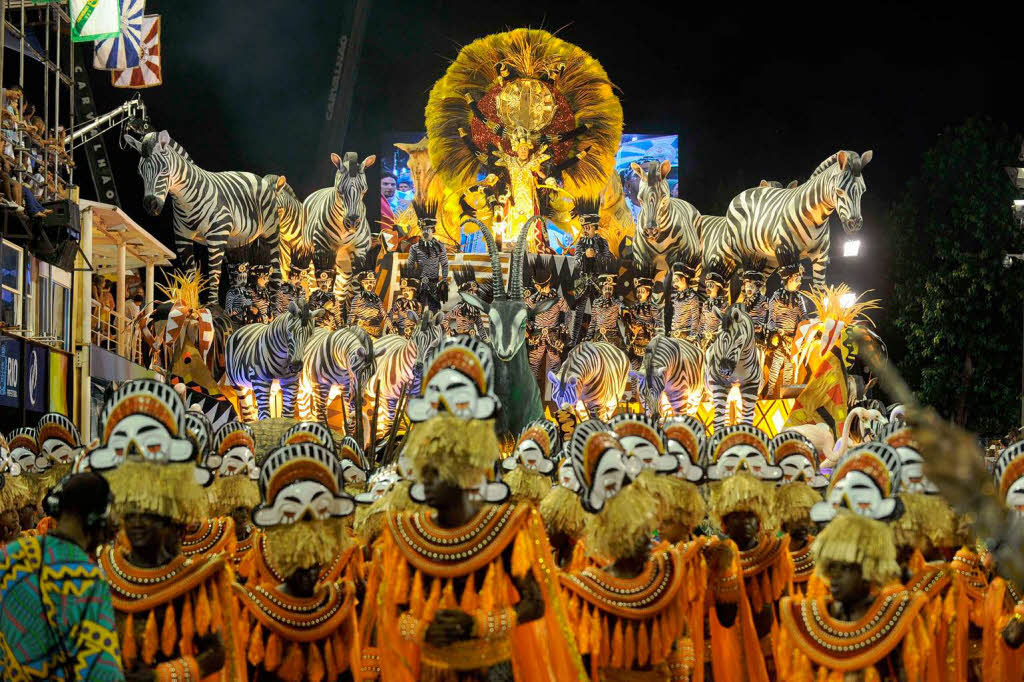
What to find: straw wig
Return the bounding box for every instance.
[812,513,900,587]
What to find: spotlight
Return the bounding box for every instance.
[843,240,861,258]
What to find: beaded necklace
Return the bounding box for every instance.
[561,549,683,618]
[779,585,926,671]
[101,545,224,611]
[232,580,355,639]
[791,537,815,584]
[905,565,951,599]
[388,502,527,577]
[180,517,233,559]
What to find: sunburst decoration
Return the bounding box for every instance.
[157,269,210,312]
[796,285,881,371]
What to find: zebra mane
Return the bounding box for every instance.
[809,151,853,179]
[142,131,194,163]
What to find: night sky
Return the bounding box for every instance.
[83,0,1019,307]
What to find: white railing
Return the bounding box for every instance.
[91,298,143,364]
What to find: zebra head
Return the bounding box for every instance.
[346,327,383,392]
[331,152,376,231]
[631,159,673,238]
[125,130,176,216]
[459,216,547,361]
[709,306,754,378]
[410,310,444,392]
[831,150,873,234]
[286,297,322,371]
[633,337,667,416]
[547,369,580,411]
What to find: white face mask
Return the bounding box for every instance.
[407,367,496,422]
[588,448,628,511]
[713,445,778,480]
[895,447,938,494]
[41,438,76,465]
[558,461,581,492]
[206,446,258,479]
[516,439,545,470]
[10,447,38,473]
[826,471,890,518]
[1005,479,1024,518]
[91,414,193,470]
[253,480,354,526]
[779,454,816,484]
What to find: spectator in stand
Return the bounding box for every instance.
[0,472,124,680]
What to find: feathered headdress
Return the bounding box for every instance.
[351,253,377,283]
[312,248,336,278]
[632,262,656,290]
[453,265,479,294]
[570,196,602,226]
[703,258,731,288]
[774,242,803,279]
[739,256,768,284]
[426,29,622,197]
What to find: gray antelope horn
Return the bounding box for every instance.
[461,217,504,300]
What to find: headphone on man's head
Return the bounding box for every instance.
[43,474,113,534]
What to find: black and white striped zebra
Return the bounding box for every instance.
[301,325,383,436]
[548,341,630,422]
[630,334,704,418]
[263,174,305,279]
[630,160,701,271]
[124,130,282,303]
[363,311,444,440]
[224,298,322,420]
[707,150,873,287]
[704,305,762,429]
[301,152,375,275]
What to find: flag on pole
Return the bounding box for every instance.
[111,15,162,88]
[93,0,145,70]
[70,0,121,43]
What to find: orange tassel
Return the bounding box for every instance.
[424,576,442,621]
[393,555,409,602]
[308,642,325,682]
[195,583,211,635]
[600,614,611,667]
[265,632,283,672]
[576,602,590,654]
[142,609,159,665]
[179,592,195,656]
[441,579,457,609]
[209,579,224,632]
[324,636,338,681]
[121,613,136,669]
[410,570,425,617]
[332,632,346,676]
[650,618,664,664]
[247,623,265,666]
[511,527,532,578]
[460,573,478,612]
[637,620,650,667]
[235,609,249,660]
[277,642,305,682]
[610,619,624,668]
[589,606,601,660]
[481,562,497,612]
[623,621,635,668]
[160,602,177,657]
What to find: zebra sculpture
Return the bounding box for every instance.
[630,334,704,418]
[704,305,762,429]
[459,217,548,439]
[707,150,873,287]
[548,341,630,422]
[124,130,282,303]
[224,297,321,420]
[301,152,375,275]
[363,311,444,440]
[263,174,305,278]
[301,325,382,439]
[630,160,701,272]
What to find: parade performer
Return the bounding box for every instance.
[526,258,570,386]
[774,482,822,594]
[276,264,307,316]
[388,261,424,338]
[0,472,123,680]
[501,418,559,504]
[698,260,730,349]
[88,379,245,681]
[248,264,274,324]
[559,419,706,681]
[587,273,625,348]
[310,252,341,330]
[739,258,768,345]
[766,245,808,397]
[425,29,622,253]
[406,207,449,312]
[347,256,387,338]
[624,266,660,367]
[405,335,502,425]
[775,514,935,682]
[0,438,34,544]
[204,421,261,579]
[539,457,589,569]
[179,412,235,561]
[706,433,793,682]
[36,412,81,490]
[570,203,613,344]
[372,413,584,680]
[664,259,700,342]
[445,266,488,340]
[233,442,360,681]
[225,263,254,326]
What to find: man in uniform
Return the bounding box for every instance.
[406,207,449,312]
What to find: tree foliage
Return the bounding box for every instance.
[885,117,1021,434]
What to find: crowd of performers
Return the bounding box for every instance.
[216,203,813,403]
[3,335,1024,681]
